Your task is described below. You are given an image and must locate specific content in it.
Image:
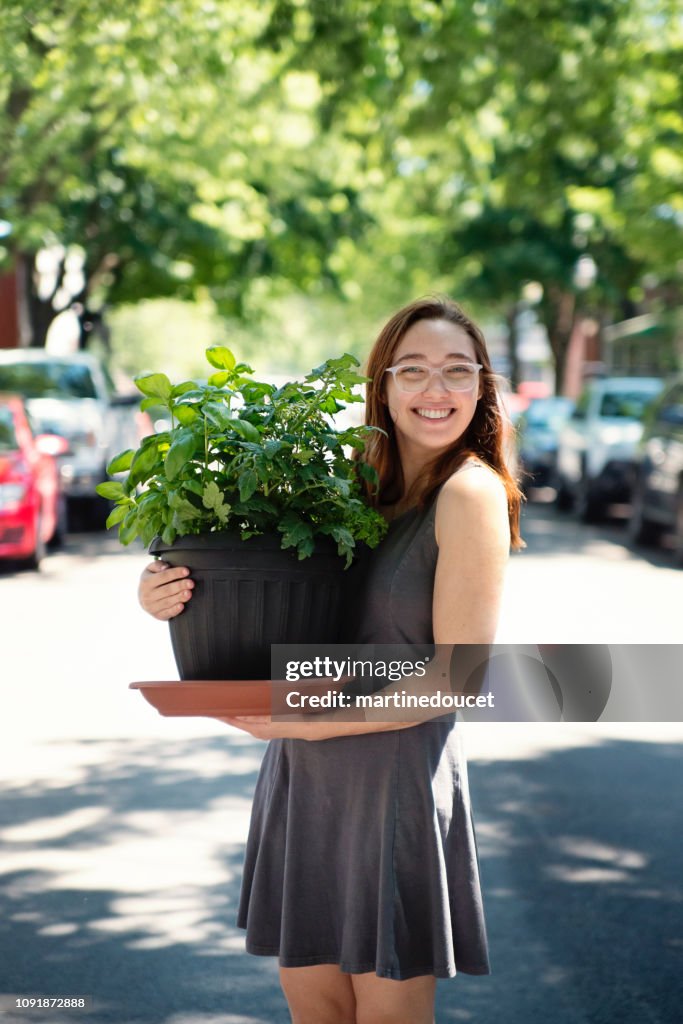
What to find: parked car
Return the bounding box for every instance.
[628,374,683,564]
[555,376,665,521]
[0,394,69,568]
[0,351,146,527]
[517,396,575,489]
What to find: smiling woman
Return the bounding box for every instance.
[138,295,524,1024]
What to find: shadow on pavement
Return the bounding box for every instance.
[520,497,678,570]
[0,736,287,1024]
[447,737,682,1024]
[0,735,680,1023]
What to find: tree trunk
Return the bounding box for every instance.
[27,282,58,348]
[15,249,68,348]
[13,252,35,347]
[542,287,576,396]
[504,302,521,390]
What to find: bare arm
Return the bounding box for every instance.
[432,465,510,644]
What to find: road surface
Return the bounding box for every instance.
[0,501,681,1022]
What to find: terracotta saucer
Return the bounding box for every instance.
[129,680,272,718]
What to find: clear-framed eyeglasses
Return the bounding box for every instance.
[385,362,484,393]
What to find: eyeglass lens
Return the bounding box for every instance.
[393,364,479,392]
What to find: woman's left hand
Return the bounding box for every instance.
[219,715,317,741]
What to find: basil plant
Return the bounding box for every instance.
[97,347,387,564]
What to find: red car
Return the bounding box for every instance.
[0,394,68,569]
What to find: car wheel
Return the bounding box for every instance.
[553,472,574,511]
[576,473,604,523]
[674,487,683,568]
[48,493,68,549]
[627,479,662,546]
[23,511,46,571]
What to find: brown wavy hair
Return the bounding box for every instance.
[359,295,525,550]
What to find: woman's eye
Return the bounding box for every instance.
[398,366,426,376]
[446,365,473,377]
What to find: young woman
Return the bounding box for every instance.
[139,296,524,1024]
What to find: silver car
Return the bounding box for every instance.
[555,376,665,522]
[0,350,143,526]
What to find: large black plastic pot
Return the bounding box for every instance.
[149,531,347,680]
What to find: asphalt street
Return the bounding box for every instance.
[0,499,681,1023]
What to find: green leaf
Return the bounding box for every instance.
[171,381,198,398]
[293,448,316,464]
[118,509,139,546]
[238,468,259,502]
[208,371,231,387]
[165,432,198,480]
[170,497,202,526]
[202,401,234,430]
[106,504,129,528]
[183,478,204,496]
[205,346,236,370]
[279,514,315,557]
[134,372,172,400]
[140,396,164,412]
[161,524,177,545]
[231,418,261,442]
[96,480,126,500]
[174,404,199,425]
[106,449,135,474]
[127,443,160,488]
[202,481,231,523]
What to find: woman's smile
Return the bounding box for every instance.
[413,406,456,421]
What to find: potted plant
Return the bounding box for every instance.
[98,347,386,680]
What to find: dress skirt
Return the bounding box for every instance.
[236,716,491,980]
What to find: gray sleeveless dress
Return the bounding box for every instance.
[236,493,491,980]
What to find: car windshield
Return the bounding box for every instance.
[0,407,18,450]
[599,390,659,419]
[525,399,574,428]
[0,362,97,400]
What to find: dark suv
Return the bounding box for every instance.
[628,374,683,564]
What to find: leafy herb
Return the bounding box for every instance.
[98,348,387,564]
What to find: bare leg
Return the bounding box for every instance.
[352,972,436,1024]
[279,964,356,1024]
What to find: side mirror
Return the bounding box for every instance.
[35,433,71,457]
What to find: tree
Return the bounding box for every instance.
[260,0,683,387]
[0,0,371,345]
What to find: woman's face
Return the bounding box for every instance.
[384,318,483,464]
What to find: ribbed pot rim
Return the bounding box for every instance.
[149,530,341,557]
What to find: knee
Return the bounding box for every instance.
[280,966,356,1024]
[354,977,435,1024]
[289,1002,355,1024]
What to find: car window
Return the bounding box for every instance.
[599,391,658,419]
[657,385,683,427]
[572,389,591,420]
[0,362,97,400]
[526,399,574,428]
[0,407,18,450]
